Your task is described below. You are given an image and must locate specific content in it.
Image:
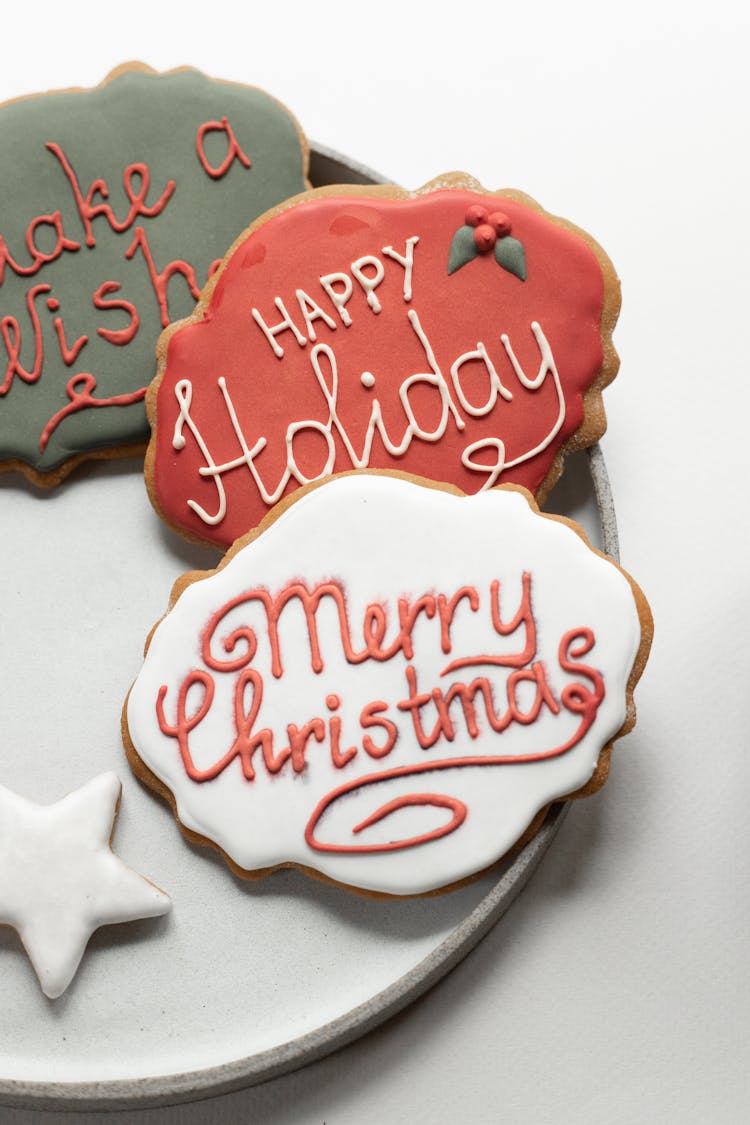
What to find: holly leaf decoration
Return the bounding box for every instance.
[448,225,478,275]
[494,236,527,281]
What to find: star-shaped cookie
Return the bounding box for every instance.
[0,772,171,998]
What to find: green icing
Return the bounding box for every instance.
[495,235,527,281]
[0,67,307,474]
[447,224,477,275]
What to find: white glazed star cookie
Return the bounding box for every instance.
[0,772,170,998]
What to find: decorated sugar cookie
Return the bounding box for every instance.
[124,473,651,897]
[0,62,309,483]
[147,174,619,548]
[0,773,170,998]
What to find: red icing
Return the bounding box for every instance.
[93,282,140,346]
[350,792,468,851]
[359,700,399,759]
[196,117,252,179]
[39,373,146,452]
[304,626,603,855]
[442,573,535,673]
[0,136,229,453]
[0,215,80,286]
[46,298,88,366]
[490,211,512,237]
[465,204,487,228]
[2,278,141,404]
[198,576,532,683]
[125,228,201,330]
[153,190,607,547]
[0,284,50,394]
[473,223,496,252]
[45,144,175,250]
[154,561,607,858]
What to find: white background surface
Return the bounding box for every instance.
[1,1,748,1121]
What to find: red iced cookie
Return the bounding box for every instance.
[147,173,620,547]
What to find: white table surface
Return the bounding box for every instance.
[1,2,748,1121]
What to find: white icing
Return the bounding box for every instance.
[295,288,337,341]
[257,237,418,349]
[127,476,642,896]
[171,316,564,527]
[319,272,354,327]
[405,309,465,432]
[382,236,419,302]
[460,321,565,489]
[450,342,514,415]
[0,773,170,998]
[350,255,384,313]
[251,297,307,358]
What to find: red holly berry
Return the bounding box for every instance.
[473,223,497,253]
[489,211,512,237]
[465,204,488,228]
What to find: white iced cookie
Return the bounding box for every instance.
[0,772,170,997]
[125,474,651,897]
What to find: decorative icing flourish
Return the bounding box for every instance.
[304,647,602,855]
[39,372,146,452]
[170,316,564,526]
